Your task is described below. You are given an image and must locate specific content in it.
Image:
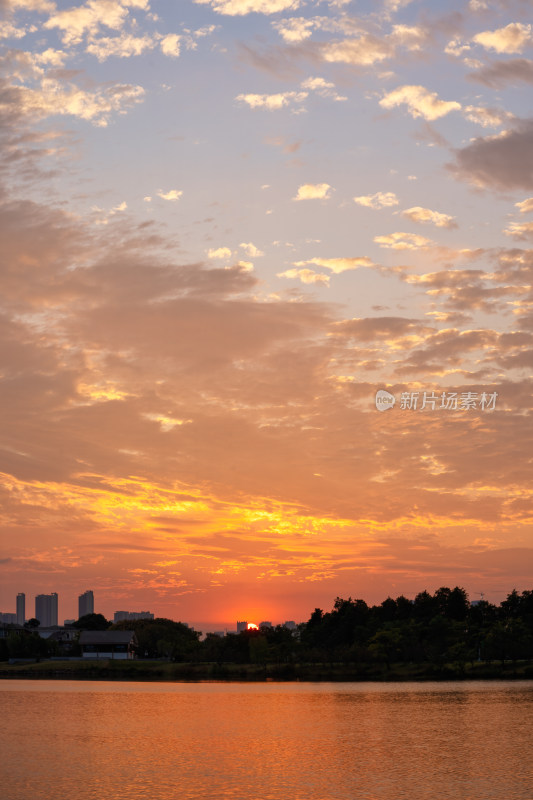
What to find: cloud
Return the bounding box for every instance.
[157,189,183,201]
[208,247,232,259]
[236,91,307,110]
[322,35,392,66]
[293,256,374,273]
[385,0,415,10]
[273,16,313,43]
[240,242,264,257]
[464,105,513,128]
[293,183,332,200]
[0,76,145,126]
[403,266,522,314]
[33,48,68,67]
[353,191,398,209]
[401,206,457,228]
[160,34,181,58]
[503,221,533,239]
[0,21,27,40]
[473,23,532,54]
[86,33,155,61]
[445,37,470,57]
[277,268,330,285]
[374,232,432,250]
[380,85,461,121]
[333,316,429,341]
[448,121,533,191]
[91,200,128,224]
[194,0,301,15]
[319,24,427,70]
[300,76,347,101]
[389,24,428,51]
[469,59,533,88]
[44,0,150,46]
[4,0,55,9]
[301,76,331,91]
[0,48,68,82]
[238,78,346,108]
[515,198,533,214]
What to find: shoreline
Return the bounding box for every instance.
[1,659,532,682]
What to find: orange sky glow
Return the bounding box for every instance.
[0,0,532,628]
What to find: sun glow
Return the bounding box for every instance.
[247,623,259,630]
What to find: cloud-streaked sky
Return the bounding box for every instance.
[0,0,532,627]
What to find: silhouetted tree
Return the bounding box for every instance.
[73,613,110,630]
[112,617,200,661]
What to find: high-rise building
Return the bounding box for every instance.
[35,593,58,627]
[78,590,94,618]
[236,620,248,633]
[16,593,25,626]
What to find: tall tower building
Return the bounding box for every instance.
[78,590,94,618]
[16,593,25,626]
[35,593,58,627]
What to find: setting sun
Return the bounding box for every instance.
[247,623,259,631]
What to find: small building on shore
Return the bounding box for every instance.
[79,630,137,660]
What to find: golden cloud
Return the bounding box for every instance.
[354,191,398,209]
[473,23,532,55]
[195,0,301,15]
[380,85,461,120]
[277,268,330,285]
[374,231,432,249]
[157,189,183,201]
[401,206,457,229]
[236,91,308,110]
[293,183,332,201]
[293,256,374,273]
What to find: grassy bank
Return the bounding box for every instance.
[1,659,533,682]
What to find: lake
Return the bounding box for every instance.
[1,680,532,799]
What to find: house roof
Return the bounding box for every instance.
[79,631,136,645]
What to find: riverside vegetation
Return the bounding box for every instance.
[2,587,533,681]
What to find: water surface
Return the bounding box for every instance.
[2,680,532,800]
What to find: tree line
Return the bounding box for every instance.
[2,587,533,669]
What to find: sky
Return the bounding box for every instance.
[0,0,532,629]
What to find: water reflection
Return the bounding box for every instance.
[1,681,532,800]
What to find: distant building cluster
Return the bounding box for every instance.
[1,590,154,629]
[1,589,297,637]
[230,620,296,634]
[0,592,26,625]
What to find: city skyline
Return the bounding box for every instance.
[0,584,297,627]
[0,0,532,624]
[0,581,512,631]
